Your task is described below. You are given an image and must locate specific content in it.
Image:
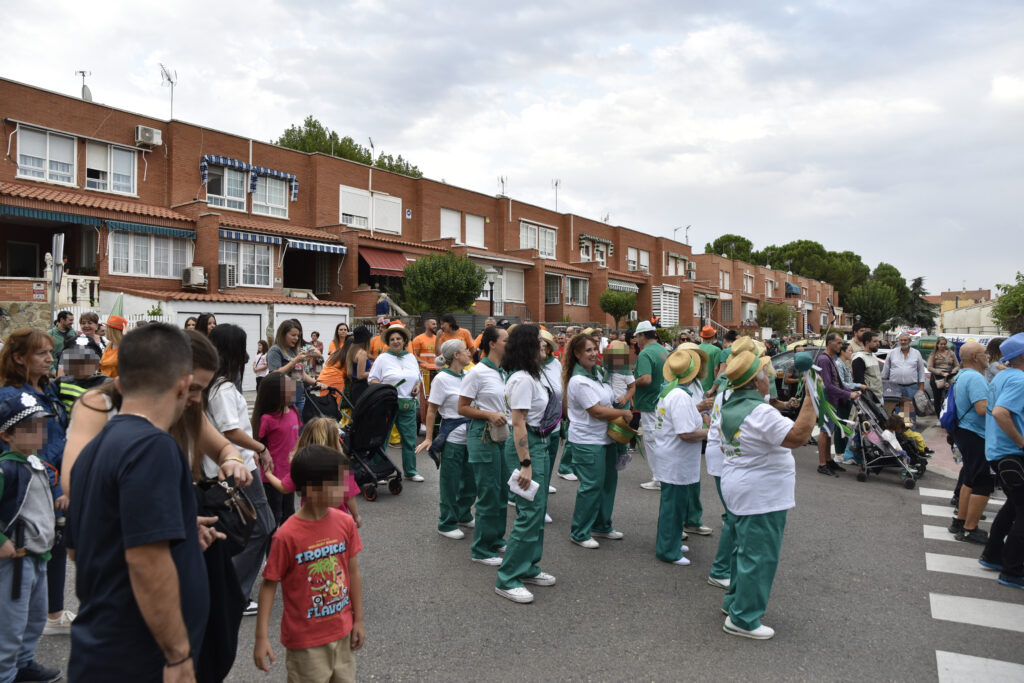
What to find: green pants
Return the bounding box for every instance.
[546,432,563,476]
[391,401,419,478]
[438,441,476,532]
[497,430,550,589]
[684,478,703,527]
[556,428,574,475]
[723,510,788,630]
[569,442,619,542]
[709,476,737,580]
[467,420,507,559]
[655,482,698,562]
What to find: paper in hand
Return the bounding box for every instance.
[507,469,540,502]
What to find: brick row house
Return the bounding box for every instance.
[1,76,846,371]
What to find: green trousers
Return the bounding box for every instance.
[723,510,788,630]
[497,430,550,589]
[655,482,698,562]
[391,401,419,478]
[546,432,563,476]
[684,478,703,527]
[709,476,737,580]
[569,442,619,542]
[556,432,574,475]
[438,441,476,532]
[467,420,508,559]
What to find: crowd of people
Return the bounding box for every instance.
[1,307,1023,681]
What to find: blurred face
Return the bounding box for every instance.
[827,336,842,354]
[285,327,301,349]
[540,343,549,360]
[3,417,47,453]
[453,346,472,367]
[441,320,452,332]
[15,343,53,382]
[336,324,349,340]
[80,318,97,335]
[840,346,852,361]
[937,339,947,350]
[70,359,99,379]
[283,378,296,403]
[307,469,349,507]
[754,369,771,397]
[557,334,566,347]
[311,332,319,341]
[57,314,73,331]
[187,368,215,407]
[485,319,495,328]
[868,337,880,352]
[388,331,406,351]
[575,339,599,370]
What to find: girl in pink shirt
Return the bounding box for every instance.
[252,373,301,528]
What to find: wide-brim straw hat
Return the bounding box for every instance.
[607,416,639,444]
[381,321,410,345]
[662,348,702,385]
[676,342,709,375]
[539,329,558,354]
[725,350,772,389]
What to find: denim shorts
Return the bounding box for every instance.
[898,384,918,400]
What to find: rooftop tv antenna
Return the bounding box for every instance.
[498,176,507,196]
[552,178,561,211]
[76,70,92,102]
[159,63,177,118]
[368,137,375,163]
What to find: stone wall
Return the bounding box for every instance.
[0,301,55,337]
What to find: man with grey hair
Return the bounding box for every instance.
[948,342,992,543]
[882,334,926,428]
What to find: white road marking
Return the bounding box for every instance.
[930,594,1024,633]
[924,525,957,542]
[919,487,1007,508]
[925,553,996,580]
[936,650,1024,682]
[923,503,957,518]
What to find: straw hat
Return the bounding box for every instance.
[725,350,772,389]
[381,320,410,345]
[730,336,758,356]
[539,329,558,354]
[607,416,639,444]
[605,340,630,355]
[700,325,717,339]
[662,348,702,385]
[676,342,709,373]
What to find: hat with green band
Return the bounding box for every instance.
[725,349,772,389]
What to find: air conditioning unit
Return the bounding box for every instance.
[135,125,163,147]
[181,266,205,287]
[219,263,237,288]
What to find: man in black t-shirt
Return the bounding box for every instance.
[68,324,208,681]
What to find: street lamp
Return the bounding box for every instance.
[673,224,690,244]
[486,267,498,317]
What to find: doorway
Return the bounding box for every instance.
[7,242,40,277]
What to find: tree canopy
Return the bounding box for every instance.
[992,272,1024,334]
[276,116,423,178]
[844,281,899,330]
[599,290,637,331]
[705,234,754,263]
[899,276,938,329]
[756,302,796,333]
[402,252,485,316]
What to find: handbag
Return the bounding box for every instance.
[194,476,257,556]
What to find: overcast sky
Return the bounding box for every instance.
[6,1,1023,297]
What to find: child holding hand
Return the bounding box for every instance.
[251,373,301,528]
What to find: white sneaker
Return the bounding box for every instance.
[680,544,689,553]
[681,531,689,541]
[522,571,557,586]
[437,528,465,540]
[640,480,661,490]
[684,525,713,536]
[558,472,578,481]
[472,556,502,566]
[707,576,731,589]
[495,586,534,603]
[544,513,553,524]
[458,519,475,528]
[723,615,775,640]
[242,601,259,616]
[495,545,507,553]
[43,610,75,635]
[508,500,516,507]
[673,556,691,566]
[548,485,557,494]
[419,423,427,435]
[571,537,600,549]
[407,474,425,482]
[592,530,624,540]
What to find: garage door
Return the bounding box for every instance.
[176,311,266,392]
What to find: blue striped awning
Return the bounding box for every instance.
[250,166,299,202]
[108,220,196,239]
[785,282,801,296]
[286,239,346,255]
[200,155,251,184]
[608,279,639,293]
[0,204,102,226]
[218,228,282,245]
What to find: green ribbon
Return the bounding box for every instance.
[659,354,696,400]
[727,357,761,390]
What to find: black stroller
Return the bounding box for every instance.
[850,391,925,489]
[301,384,345,423]
[339,383,402,501]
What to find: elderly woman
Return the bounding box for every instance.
[565,333,632,550]
[927,336,960,414]
[719,348,815,640]
[417,339,476,538]
[675,342,714,535]
[369,321,423,481]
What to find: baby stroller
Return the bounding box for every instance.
[850,391,924,489]
[302,384,344,423]
[339,382,402,501]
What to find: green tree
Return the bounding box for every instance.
[761,240,830,281]
[402,252,485,316]
[823,251,871,304]
[599,290,637,331]
[898,276,938,330]
[992,272,1024,334]
[871,262,910,309]
[276,116,423,177]
[756,302,796,333]
[845,281,899,330]
[704,234,754,262]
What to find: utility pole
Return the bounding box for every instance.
[552,179,561,211]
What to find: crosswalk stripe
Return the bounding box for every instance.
[924,525,957,542]
[920,487,1007,509]
[930,594,1024,633]
[936,650,1024,682]
[923,503,956,518]
[926,553,996,580]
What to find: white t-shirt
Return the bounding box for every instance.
[609,371,635,407]
[704,390,728,477]
[649,387,703,485]
[428,370,467,444]
[567,373,614,445]
[540,357,563,401]
[506,370,548,428]
[460,361,507,416]
[205,379,257,476]
[368,351,421,398]
[721,403,796,516]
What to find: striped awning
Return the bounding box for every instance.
[359,246,407,276]
[0,204,102,226]
[200,155,250,185]
[785,282,801,295]
[108,220,196,239]
[251,166,299,202]
[286,239,346,255]
[218,228,282,245]
[608,279,639,293]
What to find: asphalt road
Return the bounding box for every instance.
[38,434,1024,682]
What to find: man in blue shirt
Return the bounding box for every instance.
[949,342,991,543]
[980,333,1024,588]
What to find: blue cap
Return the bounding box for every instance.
[0,392,54,433]
[1000,333,1024,364]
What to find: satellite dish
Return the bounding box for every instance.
[81,84,92,102]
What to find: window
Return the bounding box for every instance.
[766,280,775,297]
[207,166,246,211]
[253,177,288,218]
[18,127,75,184]
[720,271,731,289]
[339,185,370,227]
[520,221,556,258]
[743,274,754,294]
[504,269,525,302]
[722,300,733,322]
[86,143,137,194]
[545,274,561,304]
[802,287,808,298]
[110,233,191,278]
[567,277,588,306]
[315,254,330,295]
[580,241,592,261]
[666,255,685,276]
[440,208,461,240]
[638,249,650,272]
[465,214,485,247]
[627,247,638,271]
[219,240,271,287]
[594,244,606,265]
[372,194,402,233]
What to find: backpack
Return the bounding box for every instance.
[533,370,562,439]
[938,375,960,433]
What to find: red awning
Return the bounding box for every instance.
[360,246,407,277]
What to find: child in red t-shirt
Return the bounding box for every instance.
[254,444,365,681]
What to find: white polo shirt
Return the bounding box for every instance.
[460,361,507,416]
[567,373,614,445]
[368,351,421,398]
[506,370,548,428]
[721,403,796,516]
[428,370,467,444]
[649,387,703,485]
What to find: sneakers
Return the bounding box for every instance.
[13,660,62,683]
[592,530,624,540]
[419,423,427,435]
[243,601,258,616]
[723,615,775,640]
[438,528,465,540]
[640,480,662,490]
[472,556,502,566]
[957,527,989,544]
[549,485,557,494]
[571,537,600,549]
[522,572,557,586]
[544,513,553,524]
[495,586,534,603]
[979,555,1003,571]
[407,474,425,482]
[672,556,691,566]
[684,525,712,536]
[681,531,689,541]
[558,472,578,481]
[997,573,1024,590]
[816,465,836,477]
[494,544,507,554]
[42,609,75,635]
[680,544,689,553]
[708,576,731,589]
[827,460,847,473]
[948,517,965,535]
[458,519,475,529]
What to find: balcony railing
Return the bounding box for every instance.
[57,274,100,306]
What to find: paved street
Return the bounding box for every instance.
[39,436,1024,682]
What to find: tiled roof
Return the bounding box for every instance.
[218,213,343,242]
[0,182,190,222]
[119,288,352,307]
[939,289,990,302]
[607,269,648,281]
[355,233,447,252]
[544,261,591,276]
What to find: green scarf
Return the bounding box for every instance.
[480,356,506,382]
[720,386,766,447]
[659,353,696,400]
[385,348,410,358]
[571,362,605,384]
[440,368,463,378]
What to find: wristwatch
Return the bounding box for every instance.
[519,458,531,468]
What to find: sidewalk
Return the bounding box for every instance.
[919,416,960,481]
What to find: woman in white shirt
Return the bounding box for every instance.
[603,340,636,470]
[417,339,475,539]
[368,321,423,481]
[564,334,632,550]
[495,324,559,604]
[458,326,509,565]
[539,330,563,499]
[675,342,714,536]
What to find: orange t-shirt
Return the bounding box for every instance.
[318,362,346,396]
[438,328,475,354]
[410,333,438,371]
[368,336,386,359]
[100,346,118,378]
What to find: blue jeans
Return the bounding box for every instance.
[0,556,48,683]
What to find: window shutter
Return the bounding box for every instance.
[465,214,485,247]
[505,269,524,302]
[440,208,461,240]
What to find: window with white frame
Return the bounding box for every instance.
[110,232,191,278]
[627,247,638,271]
[638,249,650,272]
[440,208,461,240]
[567,277,588,306]
[766,279,776,297]
[802,286,808,298]
[545,274,561,304]
[465,214,485,247]
[85,142,136,194]
[594,243,606,265]
[372,194,402,233]
[743,274,754,294]
[520,221,556,259]
[720,271,731,289]
[17,127,75,184]
[218,240,271,287]
[504,269,525,302]
[253,176,288,218]
[580,241,592,261]
[339,185,370,227]
[207,166,246,211]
